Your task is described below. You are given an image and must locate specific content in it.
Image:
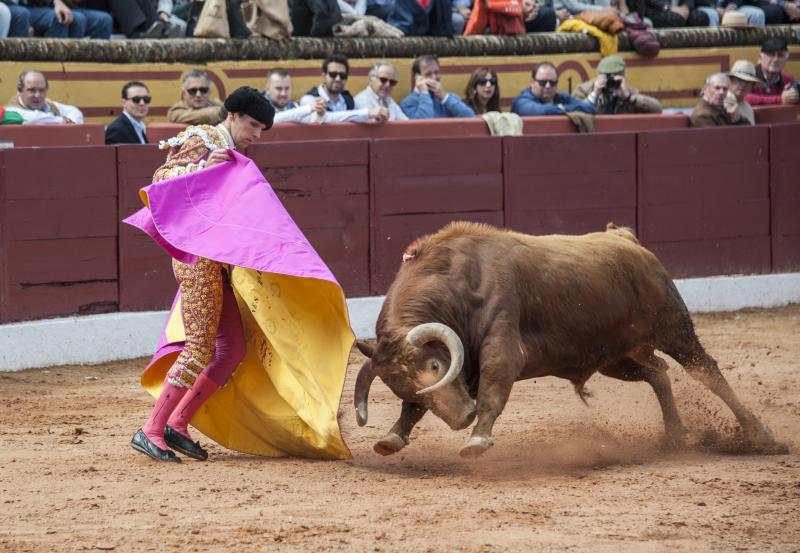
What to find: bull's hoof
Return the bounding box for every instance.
[742,421,788,455]
[374,433,408,456]
[459,436,493,459]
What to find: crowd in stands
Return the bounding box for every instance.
[0,37,796,138]
[0,0,798,39]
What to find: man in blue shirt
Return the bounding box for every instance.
[511,61,595,116]
[400,55,476,119]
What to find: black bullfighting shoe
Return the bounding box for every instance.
[130,429,181,463]
[164,426,208,461]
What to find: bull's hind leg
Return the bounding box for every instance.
[666,342,776,448]
[600,353,688,448]
[374,401,427,456]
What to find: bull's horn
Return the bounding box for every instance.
[354,360,376,426]
[406,323,465,395]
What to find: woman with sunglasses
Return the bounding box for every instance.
[464,67,501,115]
[354,61,409,121]
[105,81,152,145]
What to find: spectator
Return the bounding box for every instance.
[1,2,30,36]
[24,0,112,38]
[690,73,747,127]
[354,61,409,121]
[400,55,475,119]
[83,0,185,37]
[464,66,500,115]
[511,61,595,116]
[167,69,224,125]
[388,0,454,36]
[633,0,710,27]
[727,60,761,125]
[785,0,800,21]
[713,1,765,27]
[522,0,557,32]
[299,54,390,123]
[451,0,470,34]
[554,0,613,21]
[105,81,150,145]
[5,69,84,124]
[573,55,662,114]
[746,37,798,107]
[264,68,328,124]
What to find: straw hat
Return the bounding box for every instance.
[721,11,749,28]
[728,60,762,83]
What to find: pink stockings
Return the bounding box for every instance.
[142,260,245,450]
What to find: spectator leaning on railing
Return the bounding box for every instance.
[264,67,328,124]
[5,69,84,124]
[573,55,662,114]
[690,72,749,127]
[511,61,595,116]
[168,69,224,125]
[354,61,409,121]
[746,37,798,107]
[299,53,390,123]
[400,55,475,119]
[105,81,151,145]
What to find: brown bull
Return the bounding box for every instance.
[354,222,777,458]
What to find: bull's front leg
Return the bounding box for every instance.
[460,341,523,459]
[374,401,427,456]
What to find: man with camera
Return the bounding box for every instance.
[574,56,662,115]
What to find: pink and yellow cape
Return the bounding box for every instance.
[124,150,354,459]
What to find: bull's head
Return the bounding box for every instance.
[354,323,476,430]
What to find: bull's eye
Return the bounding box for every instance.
[430,360,440,372]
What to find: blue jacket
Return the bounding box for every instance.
[400,91,476,119]
[511,88,596,116]
[388,0,453,36]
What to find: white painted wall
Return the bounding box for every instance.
[1,273,798,372]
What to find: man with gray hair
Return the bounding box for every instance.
[354,61,408,121]
[167,69,223,125]
[690,73,748,127]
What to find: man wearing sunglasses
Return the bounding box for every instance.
[354,61,408,121]
[300,54,389,123]
[511,61,595,116]
[167,69,224,126]
[105,81,151,145]
[5,69,84,125]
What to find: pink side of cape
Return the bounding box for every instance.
[123,150,342,367]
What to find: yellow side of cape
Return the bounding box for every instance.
[141,267,354,460]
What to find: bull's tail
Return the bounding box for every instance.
[606,222,640,245]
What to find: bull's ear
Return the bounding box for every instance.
[356,340,374,358]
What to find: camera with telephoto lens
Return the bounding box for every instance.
[604,75,621,92]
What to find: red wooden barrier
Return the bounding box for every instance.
[504,133,637,236]
[753,105,800,125]
[117,145,175,312]
[769,123,800,272]
[246,140,371,297]
[0,124,105,147]
[638,126,771,278]
[0,147,118,322]
[370,137,504,294]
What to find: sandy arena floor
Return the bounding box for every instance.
[1,305,799,552]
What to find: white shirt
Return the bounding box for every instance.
[299,85,372,123]
[354,86,408,121]
[8,97,84,125]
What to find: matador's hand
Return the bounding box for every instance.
[205,148,233,168]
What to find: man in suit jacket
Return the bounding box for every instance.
[106,81,151,145]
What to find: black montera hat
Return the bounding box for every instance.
[761,36,788,53]
[224,86,275,129]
